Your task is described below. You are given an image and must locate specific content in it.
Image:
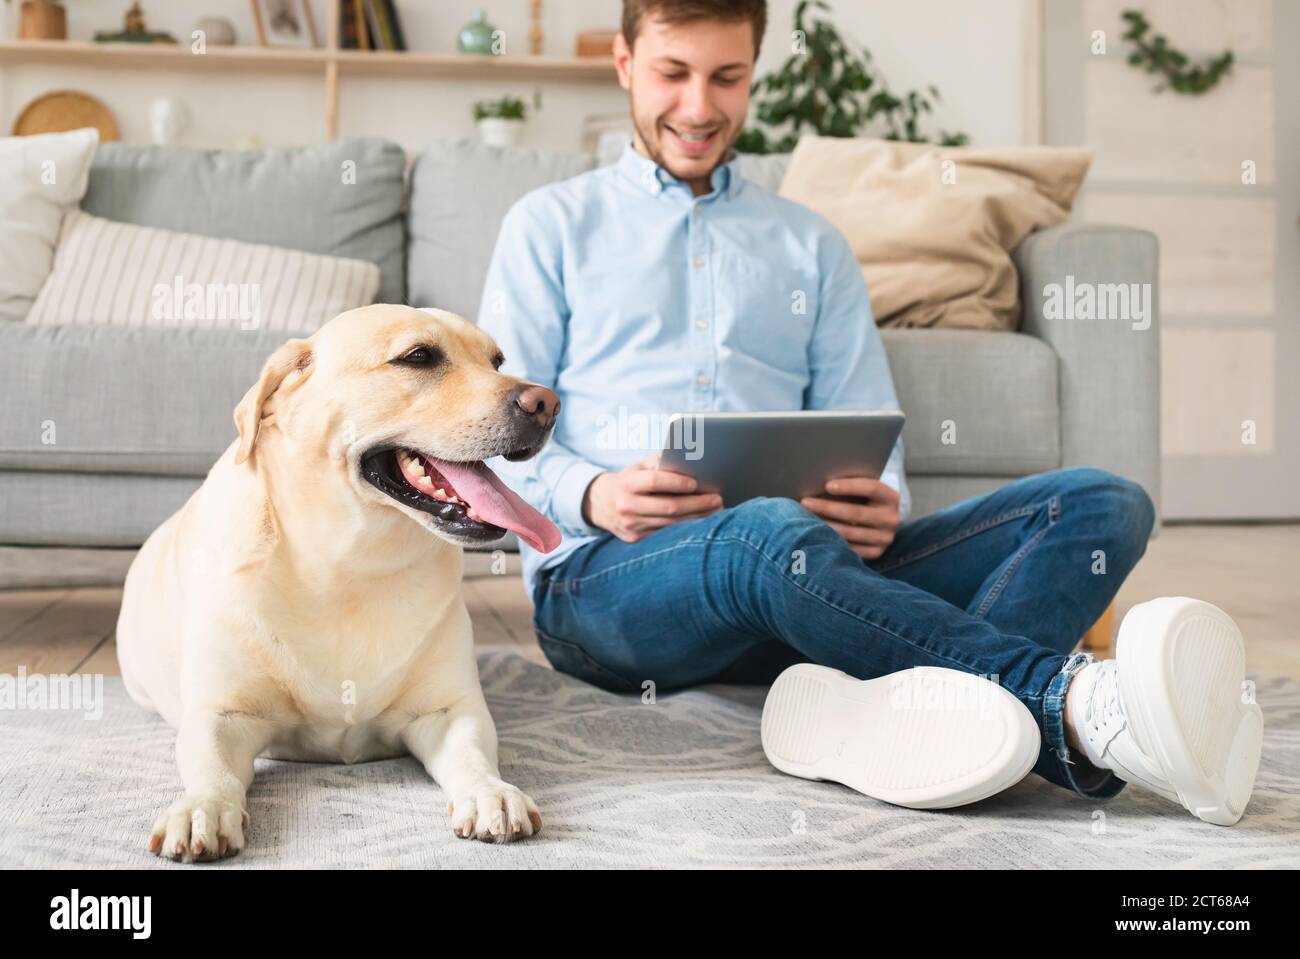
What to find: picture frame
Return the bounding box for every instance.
[250,0,320,49]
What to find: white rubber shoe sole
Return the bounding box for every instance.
[761,664,1041,809]
[1117,597,1263,826]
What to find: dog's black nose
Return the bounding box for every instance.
[513,384,560,429]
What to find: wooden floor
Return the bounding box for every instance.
[1,524,1296,680]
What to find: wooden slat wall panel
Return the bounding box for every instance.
[1160,327,1277,455]
[1083,0,1273,58]
[1083,60,1274,184]
[1084,192,1275,315]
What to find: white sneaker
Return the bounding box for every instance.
[761,664,1040,809]
[1075,597,1263,826]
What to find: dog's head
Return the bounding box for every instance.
[233,304,563,553]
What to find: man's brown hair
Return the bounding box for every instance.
[621,0,767,58]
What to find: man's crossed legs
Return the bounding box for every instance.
[531,468,1263,824]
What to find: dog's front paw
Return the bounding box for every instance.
[447,781,542,843]
[148,794,248,863]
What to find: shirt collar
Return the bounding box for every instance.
[615,140,743,201]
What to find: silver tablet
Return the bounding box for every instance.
[656,410,905,507]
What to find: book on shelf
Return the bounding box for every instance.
[386,0,407,51]
[340,0,370,50]
[363,0,406,52]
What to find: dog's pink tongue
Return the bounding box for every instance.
[429,458,562,553]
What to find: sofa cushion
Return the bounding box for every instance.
[407,139,594,320]
[26,209,381,332]
[0,322,297,477]
[0,317,1060,486]
[780,136,1090,331]
[882,329,1060,475]
[82,138,406,304]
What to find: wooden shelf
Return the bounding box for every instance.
[0,35,616,140]
[334,49,614,80]
[0,39,329,74]
[0,40,615,81]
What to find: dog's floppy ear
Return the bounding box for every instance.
[234,338,313,465]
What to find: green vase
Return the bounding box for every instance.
[457,9,498,56]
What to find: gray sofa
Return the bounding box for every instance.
[0,138,1160,551]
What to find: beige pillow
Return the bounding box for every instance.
[26,209,380,332]
[778,135,1092,331]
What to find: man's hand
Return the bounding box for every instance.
[583,455,723,543]
[800,477,900,561]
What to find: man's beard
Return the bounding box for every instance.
[631,110,737,179]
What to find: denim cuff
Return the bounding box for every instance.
[1042,651,1127,801]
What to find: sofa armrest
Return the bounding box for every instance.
[1014,222,1162,526]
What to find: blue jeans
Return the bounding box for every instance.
[531,467,1156,799]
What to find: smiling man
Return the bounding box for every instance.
[477,0,1262,826]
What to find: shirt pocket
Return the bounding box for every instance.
[718,252,818,378]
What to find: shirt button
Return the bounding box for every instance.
[694,318,708,330]
[697,373,709,386]
[692,204,701,215]
[693,257,705,268]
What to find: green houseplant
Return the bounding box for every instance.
[1120,9,1234,94]
[736,0,968,154]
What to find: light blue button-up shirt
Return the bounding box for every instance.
[478,142,909,595]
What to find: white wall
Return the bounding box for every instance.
[0,0,1027,152]
[761,0,1027,147]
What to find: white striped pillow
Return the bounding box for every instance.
[25,209,381,332]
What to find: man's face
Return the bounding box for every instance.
[614,15,755,190]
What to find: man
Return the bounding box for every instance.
[478,0,1261,824]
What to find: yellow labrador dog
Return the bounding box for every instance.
[116,304,562,862]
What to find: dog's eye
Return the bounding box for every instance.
[492,353,505,371]
[393,346,442,367]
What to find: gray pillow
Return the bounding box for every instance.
[737,152,792,194]
[82,138,407,304]
[407,139,595,321]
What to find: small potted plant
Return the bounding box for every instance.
[472,95,529,148]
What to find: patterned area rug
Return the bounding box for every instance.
[2,652,1297,868]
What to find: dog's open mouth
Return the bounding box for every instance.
[361,447,562,553]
